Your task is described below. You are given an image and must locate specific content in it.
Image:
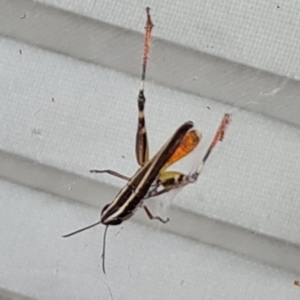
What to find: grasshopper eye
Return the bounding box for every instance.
[106,219,123,226]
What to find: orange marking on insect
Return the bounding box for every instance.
[161,130,201,171]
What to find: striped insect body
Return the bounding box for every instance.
[63,7,231,274]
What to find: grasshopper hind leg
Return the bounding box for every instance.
[90,9,154,179]
[135,7,154,167]
[136,90,149,166]
[145,114,231,199]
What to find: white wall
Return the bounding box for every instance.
[0,1,300,299]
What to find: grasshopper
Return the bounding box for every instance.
[63,7,230,273]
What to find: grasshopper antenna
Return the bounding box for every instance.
[62,222,109,274]
[101,225,109,274]
[62,220,102,238]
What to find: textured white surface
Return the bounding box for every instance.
[0,35,300,299]
[1,0,300,298]
[1,179,300,300]
[1,0,300,127]
[37,0,300,79]
[1,37,300,243]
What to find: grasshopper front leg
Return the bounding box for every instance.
[89,169,130,181]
